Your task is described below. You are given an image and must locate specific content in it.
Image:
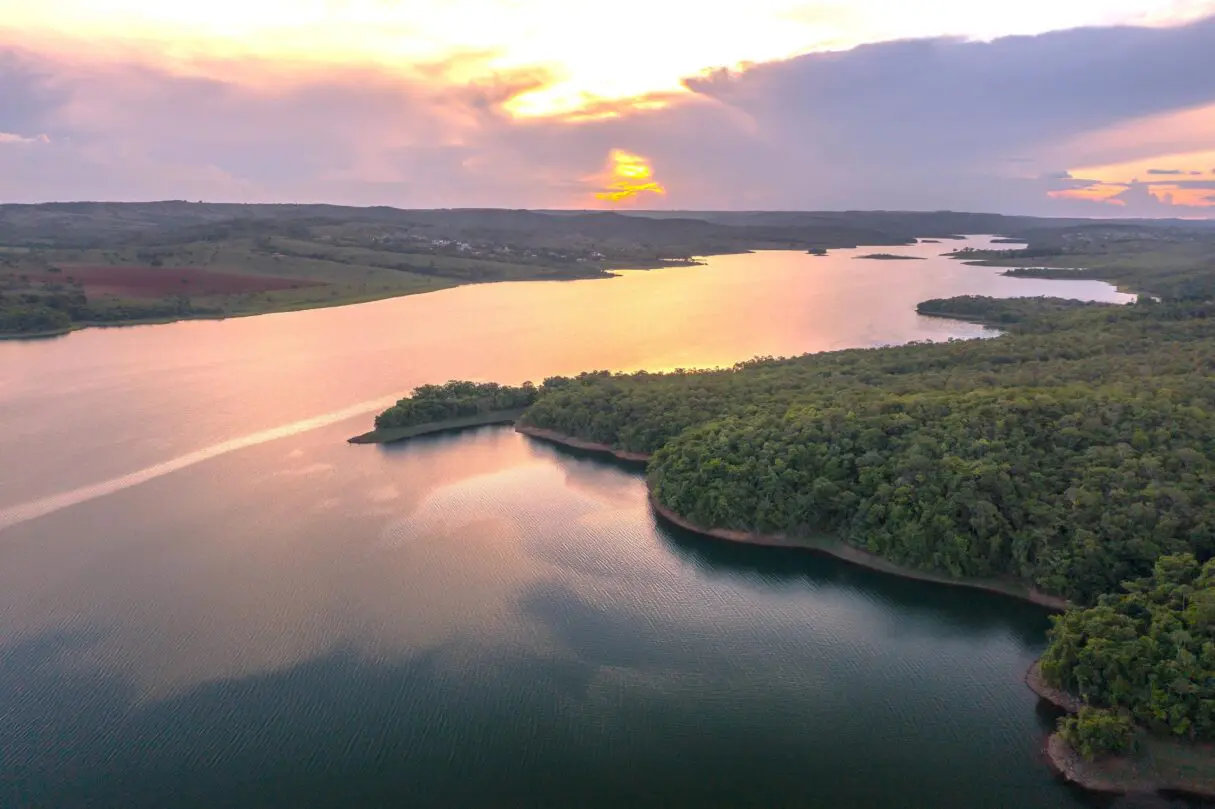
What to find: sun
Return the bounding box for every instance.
[593,149,667,204]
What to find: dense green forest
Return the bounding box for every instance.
[914,295,1104,327]
[371,374,619,431]
[364,273,1215,763]
[1041,554,1215,753]
[374,381,543,430]
[0,287,214,336]
[518,298,1215,604]
[509,291,1215,764]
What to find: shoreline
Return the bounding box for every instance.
[350,409,527,444]
[513,425,1067,610]
[1026,660,1215,799]
[914,308,1005,330]
[1024,660,1084,713]
[1,239,1010,341]
[648,494,1067,610]
[0,250,802,342]
[514,424,651,461]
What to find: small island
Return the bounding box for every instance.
[853,253,926,260]
[1029,554,1215,799]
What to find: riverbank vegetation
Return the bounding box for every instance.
[350,408,530,444]
[519,297,1215,606]
[357,375,612,443]
[914,295,1102,327]
[373,381,542,432]
[1043,553,1215,747]
[1034,554,1215,794]
[952,222,1215,301]
[1,285,219,338]
[513,294,1215,788]
[359,274,1215,784]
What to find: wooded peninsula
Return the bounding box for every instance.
[361,250,1215,794]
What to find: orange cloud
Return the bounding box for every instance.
[593,149,667,203]
[1151,185,1215,207]
[1047,175,1215,209]
[1048,184,1127,205]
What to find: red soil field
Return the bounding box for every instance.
[58,265,319,298]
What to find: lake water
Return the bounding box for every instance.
[0,238,1167,808]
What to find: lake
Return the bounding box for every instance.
[0,238,1168,807]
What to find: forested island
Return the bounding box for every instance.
[854,253,926,261]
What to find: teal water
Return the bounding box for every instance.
[0,240,1173,807]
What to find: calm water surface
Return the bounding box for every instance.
[1,239,1169,807]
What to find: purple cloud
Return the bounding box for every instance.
[4,14,1215,215]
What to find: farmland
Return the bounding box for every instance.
[3,202,1214,336]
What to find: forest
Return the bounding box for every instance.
[373,380,543,430]
[362,279,1215,762]
[506,293,1215,765]
[913,295,1104,327]
[518,298,1215,605]
[1041,554,1215,754]
[0,287,214,337]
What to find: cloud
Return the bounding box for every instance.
[0,132,49,145]
[3,14,1215,214]
[1147,168,1188,175]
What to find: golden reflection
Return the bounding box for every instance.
[593,149,667,204]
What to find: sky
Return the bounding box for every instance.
[3,0,1215,214]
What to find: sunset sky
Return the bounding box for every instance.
[3,0,1215,213]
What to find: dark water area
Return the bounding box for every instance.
[1,239,1182,808]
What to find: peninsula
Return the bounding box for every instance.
[1027,555,1215,798]
[349,381,540,444]
[355,232,1215,793]
[359,291,1215,609]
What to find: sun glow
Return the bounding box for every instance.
[1053,148,1215,208]
[8,0,1209,119]
[1048,185,1128,205]
[593,150,667,203]
[1068,149,1215,185]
